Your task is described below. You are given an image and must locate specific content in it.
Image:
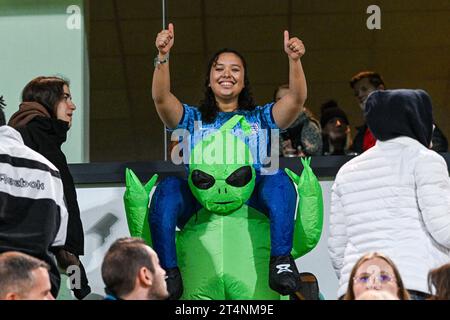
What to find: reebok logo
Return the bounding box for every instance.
[0,173,45,190]
[276,264,293,274]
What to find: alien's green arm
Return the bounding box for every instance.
[123,168,158,246]
[285,157,324,259]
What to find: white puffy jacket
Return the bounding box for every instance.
[328,136,450,298]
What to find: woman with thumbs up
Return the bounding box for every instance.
[151,23,308,299]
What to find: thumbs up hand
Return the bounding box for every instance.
[284,30,305,60]
[155,23,175,56]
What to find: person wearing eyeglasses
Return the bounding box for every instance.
[8,76,91,299]
[343,252,410,300]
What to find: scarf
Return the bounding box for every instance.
[8,101,52,128]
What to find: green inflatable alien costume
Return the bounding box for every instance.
[124,115,323,299]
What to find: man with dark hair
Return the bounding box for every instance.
[0,251,55,300]
[101,237,169,300]
[350,71,385,97]
[349,71,448,154]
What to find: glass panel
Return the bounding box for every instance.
[2,0,448,163]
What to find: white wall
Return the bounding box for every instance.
[75,180,339,300]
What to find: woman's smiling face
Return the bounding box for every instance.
[209,52,245,108]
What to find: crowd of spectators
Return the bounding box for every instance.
[1,70,449,301]
[279,71,448,157]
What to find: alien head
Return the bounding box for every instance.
[188,115,256,214]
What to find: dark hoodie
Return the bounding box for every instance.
[365,89,433,148]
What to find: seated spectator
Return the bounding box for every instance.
[343,252,410,300]
[428,263,450,300]
[0,106,68,298]
[356,289,398,300]
[320,100,355,155]
[101,237,169,300]
[0,251,54,300]
[274,84,322,157]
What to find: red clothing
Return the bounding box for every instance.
[363,127,376,151]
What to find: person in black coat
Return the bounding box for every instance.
[8,76,91,299]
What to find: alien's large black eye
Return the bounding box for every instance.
[225,166,252,187]
[191,170,215,190]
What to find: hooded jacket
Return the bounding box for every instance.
[8,102,84,256]
[365,89,433,148]
[328,89,450,297]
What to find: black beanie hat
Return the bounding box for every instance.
[320,100,349,128]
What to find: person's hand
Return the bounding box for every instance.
[282,139,298,157]
[284,30,305,61]
[54,248,80,270]
[155,23,174,56]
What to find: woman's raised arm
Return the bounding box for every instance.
[272,30,307,130]
[152,23,184,129]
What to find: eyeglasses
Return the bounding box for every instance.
[354,272,396,286]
